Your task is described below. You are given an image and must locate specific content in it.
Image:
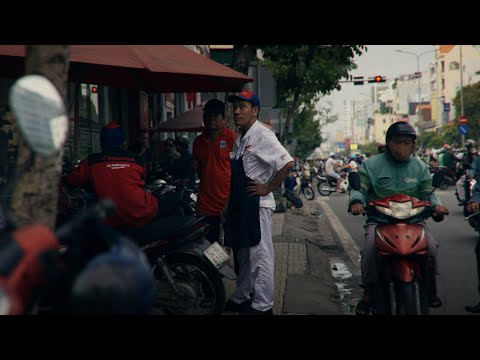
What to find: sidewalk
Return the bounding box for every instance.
[222,195,362,315]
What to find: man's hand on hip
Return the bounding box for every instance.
[246,181,270,196]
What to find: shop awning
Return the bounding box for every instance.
[153,102,206,132]
[0,45,253,92]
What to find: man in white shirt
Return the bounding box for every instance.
[325,153,342,192]
[223,90,294,315]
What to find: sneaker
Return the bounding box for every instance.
[224,299,252,313]
[465,302,480,313]
[240,306,273,315]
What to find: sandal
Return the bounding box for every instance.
[355,299,371,316]
[429,296,443,308]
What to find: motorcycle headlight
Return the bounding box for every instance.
[375,201,425,220]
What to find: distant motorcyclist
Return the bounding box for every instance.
[465,182,480,313]
[325,153,342,192]
[349,121,449,315]
[456,139,478,206]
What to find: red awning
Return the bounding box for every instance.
[0,45,253,92]
[154,102,206,132]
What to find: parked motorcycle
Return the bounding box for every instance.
[348,171,444,315]
[124,215,235,315]
[59,170,234,315]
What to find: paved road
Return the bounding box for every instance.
[319,187,480,315]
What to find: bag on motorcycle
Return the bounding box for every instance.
[283,189,303,208]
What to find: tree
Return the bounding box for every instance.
[289,102,320,159]
[453,81,480,142]
[259,45,366,144]
[224,45,255,131]
[9,45,70,229]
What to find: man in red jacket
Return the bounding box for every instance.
[64,122,158,230]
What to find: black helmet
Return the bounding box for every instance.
[386,121,417,141]
[466,139,477,147]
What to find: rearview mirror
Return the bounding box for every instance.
[9,75,68,156]
[348,172,361,191]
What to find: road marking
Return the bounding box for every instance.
[316,199,361,275]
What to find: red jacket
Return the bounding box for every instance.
[65,149,158,229]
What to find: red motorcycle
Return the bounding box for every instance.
[349,172,444,315]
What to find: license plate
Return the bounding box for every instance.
[203,242,229,268]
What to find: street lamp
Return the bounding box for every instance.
[395,49,436,105]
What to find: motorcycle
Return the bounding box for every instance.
[59,171,234,315]
[348,171,444,315]
[429,165,457,190]
[292,171,314,200]
[124,215,235,315]
[317,172,349,196]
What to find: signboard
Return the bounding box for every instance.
[459,125,469,135]
[337,141,345,149]
[459,115,468,125]
[443,103,450,112]
[350,143,358,150]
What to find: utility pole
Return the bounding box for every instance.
[460,45,465,148]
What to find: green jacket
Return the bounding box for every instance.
[349,152,441,219]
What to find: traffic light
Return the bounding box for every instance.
[353,76,364,86]
[91,85,98,93]
[368,76,386,83]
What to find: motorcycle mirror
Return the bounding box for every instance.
[348,172,361,191]
[9,75,68,156]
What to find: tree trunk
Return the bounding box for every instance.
[9,45,70,229]
[224,45,254,131]
[281,91,300,145]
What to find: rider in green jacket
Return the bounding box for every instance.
[349,121,449,315]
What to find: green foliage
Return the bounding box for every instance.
[289,102,320,159]
[453,81,480,142]
[260,45,365,107]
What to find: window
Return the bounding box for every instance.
[449,61,460,70]
[383,119,386,124]
[442,79,445,90]
[441,61,445,73]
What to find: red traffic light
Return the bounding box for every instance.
[91,85,98,93]
[368,76,386,83]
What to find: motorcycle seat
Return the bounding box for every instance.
[124,216,203,247]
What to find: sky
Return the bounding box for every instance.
[322,45,437,133]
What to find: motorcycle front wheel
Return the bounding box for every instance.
[302,185,315,200]
[154,253,226,315]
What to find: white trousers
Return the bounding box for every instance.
[230,208,274,311]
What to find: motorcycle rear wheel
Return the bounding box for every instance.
[317,181,334,196]
[154,253,226,315]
